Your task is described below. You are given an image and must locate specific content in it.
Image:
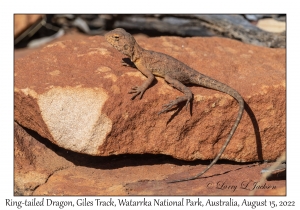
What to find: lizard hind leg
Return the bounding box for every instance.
[158,75,193,115]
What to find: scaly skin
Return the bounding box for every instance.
[105,28,244,183]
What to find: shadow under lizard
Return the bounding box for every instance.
[105,28,245,183]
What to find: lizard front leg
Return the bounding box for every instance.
[158,75,193,115]
[128,65,155,100]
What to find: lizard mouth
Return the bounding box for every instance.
[112,44,123,52]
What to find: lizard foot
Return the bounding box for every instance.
[158,98,191,115]
[128,86,146,100]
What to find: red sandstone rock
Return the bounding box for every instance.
[14,122,285,196]
[14,122,74,195]
[14,34,286,162]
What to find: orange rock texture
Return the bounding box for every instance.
[14,122,286,196]
[14,35,286,163]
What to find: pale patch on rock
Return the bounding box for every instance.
[38,87,112,155]
[46,42,66,48]
[17,87,38,99]
[95,66,111,73]
[111,85,120,94]
[161,37,181,51]
[45,85,54,90]
[104,74,117,82]
[194,94,204,102]
[77,48,110,57]
[49,70,61,76]
[260,85,271,94]
[260,82,285,95]
[240,54,252,59]
[123,71,145,79]
[122,112,129,120]
[216,46,225,52]
[184,47,198,58]
[225,47,238,54]
[195,93,231,104]
[275,80,286,88]
[218,96,230,106]
[156,77,176,95]
[89,48,110,56]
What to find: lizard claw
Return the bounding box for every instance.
[158,98,191,115]
[185,99,191,111]
[130,86,139,90]
[121,60,129,66]
[158,100,177,115]
[128,86,146,100]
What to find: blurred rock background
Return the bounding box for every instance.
[15,14,285,50]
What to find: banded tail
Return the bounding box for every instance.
[169,74,244,183]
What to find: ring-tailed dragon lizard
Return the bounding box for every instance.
[105,28,244,183]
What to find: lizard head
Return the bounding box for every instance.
[105,28,136,58]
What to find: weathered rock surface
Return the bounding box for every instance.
[14,122,286,196]
[14,34,286,162]
[14,122,74,195]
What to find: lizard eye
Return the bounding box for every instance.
[113,35,119,41]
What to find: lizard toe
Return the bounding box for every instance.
[185,99,191,111]
[158,101,176,114]
[131,86,138,90]
[130,92,140,100]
